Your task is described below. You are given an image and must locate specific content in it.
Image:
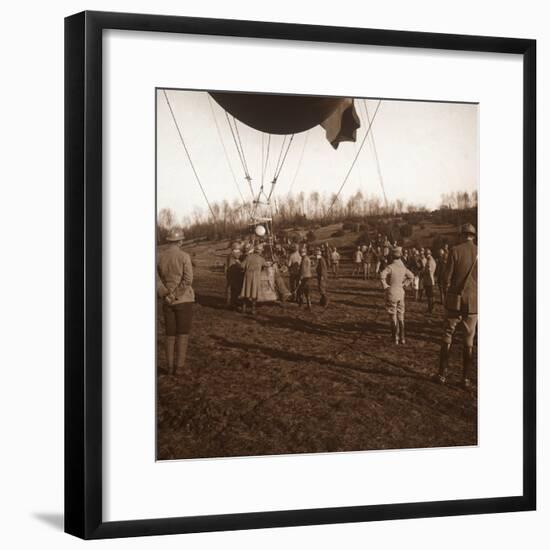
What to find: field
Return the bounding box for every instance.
[156,220,477,460]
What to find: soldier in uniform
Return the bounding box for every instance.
[352,246,363,277]
[297,245,313,309]
[380,247,415,345]
[422,248,437,314]
[287,243,302,300]
[315,247,329,307]
[156,228,195,376]
[435,248,448,305]
[225,244,244,310]
[331,247,341,277]
[435,223,478,389]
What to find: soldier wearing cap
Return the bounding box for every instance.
[156,228,195,376]
[297,245,313,309]
[422,248,437,313]
[287,243,302,299]
[435,223,478,389]
[380,247,415,344]
[225,242,244,310]
[315,247,329,307]
[331,247,341,277]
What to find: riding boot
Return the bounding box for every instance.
[390,319,399,344]
[437,343,451,383]
[398,320,406,344]
[428,297,433,314]
[251,300,257,315]
[173,334,189,376]
[165,336,175,374]
[462,346,474,388]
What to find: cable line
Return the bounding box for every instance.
[224,112,255,200]
[163,90,218,222]
[267,134,294,201]
[363,99,388,208]
[288,130,309,195]
[261,133,272,190]
[273,135,288,179]
[206,95,246,206]
[327,99,382,215]
[234,117,251,177]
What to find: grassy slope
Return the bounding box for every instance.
[157,220,477,460]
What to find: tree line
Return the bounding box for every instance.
[157,189,478,243]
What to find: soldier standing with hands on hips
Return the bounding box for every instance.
[380,247,415,345]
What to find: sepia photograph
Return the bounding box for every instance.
[155,89,479,461]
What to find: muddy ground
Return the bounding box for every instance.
[157,226,477,460]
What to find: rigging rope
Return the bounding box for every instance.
[274,134,294,181]
[224,112,255,199]
[288,130,309,195]
[233,118,252,180]
[273,135,288,179]
[327,99,382,215]
[261,133,271,192]
[267,134,294,201]
[163,90,218,222]
[363,99,389,208]
[206,95,247,206]
[264,134,271,182]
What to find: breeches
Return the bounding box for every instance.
[289,273,300,293]
[318,277,328,295]
[163,302,193,336]
[386,296,405,321]
[442,312,478,346]
[298,278,312,300]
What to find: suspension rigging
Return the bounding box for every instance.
[225,112,255,200]
[363,99,389,208]
[288,130,309,195]
[207,95,247,207]
[327,99,382,215]
[163,90,218,222]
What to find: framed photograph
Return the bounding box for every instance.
[65,10,536,539]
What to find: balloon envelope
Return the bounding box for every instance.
[209,92,360,148]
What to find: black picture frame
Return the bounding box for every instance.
[65,10,536,540]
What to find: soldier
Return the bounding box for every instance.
[156,228,195,376]
[380,247,415,345]
[435,223,478,389]
[297,245,313,309]
[287,243,302,300]
[352,246,363,277]
[435,248,448,304]
[331,247,341,277]
[315,247,329,307]
[362,244,373,280]
[374,246,383,275]
[422,248,437,313]
[226,244,244,310]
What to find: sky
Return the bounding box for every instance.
[156,89,478,223]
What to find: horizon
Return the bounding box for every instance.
[157,90,479,224]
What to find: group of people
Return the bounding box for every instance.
[157,223,478,390]
[226,241,329,313]
[378,223,477,389]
